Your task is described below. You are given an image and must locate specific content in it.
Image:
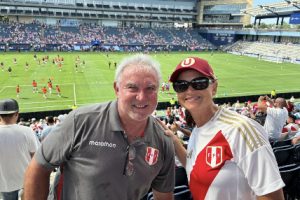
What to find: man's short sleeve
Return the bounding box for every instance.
[35,111,76,169]
[151,137,175,193]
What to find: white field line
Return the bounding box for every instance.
[21,99,74,105]
[73,83,77,105]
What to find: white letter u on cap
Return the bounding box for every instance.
[181,58,195,67]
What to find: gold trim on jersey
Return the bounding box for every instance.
[218,108,266,152]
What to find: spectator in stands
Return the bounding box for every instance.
[257,95,288,141]
[282,113,300,139]
[40,116,55,141]
[0,99,39,200]
[248,102,267,126]
[24,54,175,200]
[169,120,191,138]
[164,57,284,200]
[286,97,295,113]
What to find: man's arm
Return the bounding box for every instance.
[257,189,284,200]
[152,189,173,200]
[24,157,53,200]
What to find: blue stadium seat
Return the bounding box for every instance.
[146,185,192,200]
[273,145,295,166]
[279,163,300,200]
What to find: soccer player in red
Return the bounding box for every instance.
[56,85,61,97]
[32,80,37,93]
[47,80,53,94]
[16,85,20,98]
[42,87,47,99]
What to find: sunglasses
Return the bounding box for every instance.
[123,145,136,176]
[172,77,214,93]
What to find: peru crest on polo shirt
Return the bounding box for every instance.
[145,146,159,165]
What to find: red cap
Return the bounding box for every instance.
[169,57,215,82]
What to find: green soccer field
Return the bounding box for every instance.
[0,51,299,113]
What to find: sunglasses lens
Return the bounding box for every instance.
[191,78,209,90]
[173,77,211,93]
[173,81,188,93]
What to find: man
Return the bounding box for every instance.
[257,95,288,141]
[55,85,61,97]
[16,85,20,99]
[271,89,276,99]
[41,86,47,99]
[47,80,53,94]
[8,66,12,76]
[40,116,55,141]
[108,60,111,69]
[169,97,176,107]
[32,80,37,93]
[24,54,175,200]
[0,99,39,200]
[164,57,284,200]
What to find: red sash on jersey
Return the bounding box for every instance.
[190,130,233,200]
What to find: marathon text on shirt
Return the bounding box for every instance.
[89,140,117,148]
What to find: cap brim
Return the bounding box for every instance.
[0,110,18,114]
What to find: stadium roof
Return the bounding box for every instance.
[241,0,300,18]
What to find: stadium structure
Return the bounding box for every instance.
[1,2,300,200]
[0,0,299,61]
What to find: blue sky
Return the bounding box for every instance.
[252,0,291,24]
[253,0,282,6]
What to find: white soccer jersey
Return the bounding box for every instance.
[186,107,284,200]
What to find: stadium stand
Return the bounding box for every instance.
[227,41,300,63]
[0,22,217,51]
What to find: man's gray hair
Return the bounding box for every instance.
[114,54,162,85]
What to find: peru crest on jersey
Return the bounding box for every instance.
[206,146,223,168]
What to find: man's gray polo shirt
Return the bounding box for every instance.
[35,100,175,200]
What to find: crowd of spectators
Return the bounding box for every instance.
[158,96,300,146]
[15,95,300,145]
[18,114,67,141]
[0,21,216,51]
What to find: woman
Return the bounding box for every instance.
[166,57,285,200]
